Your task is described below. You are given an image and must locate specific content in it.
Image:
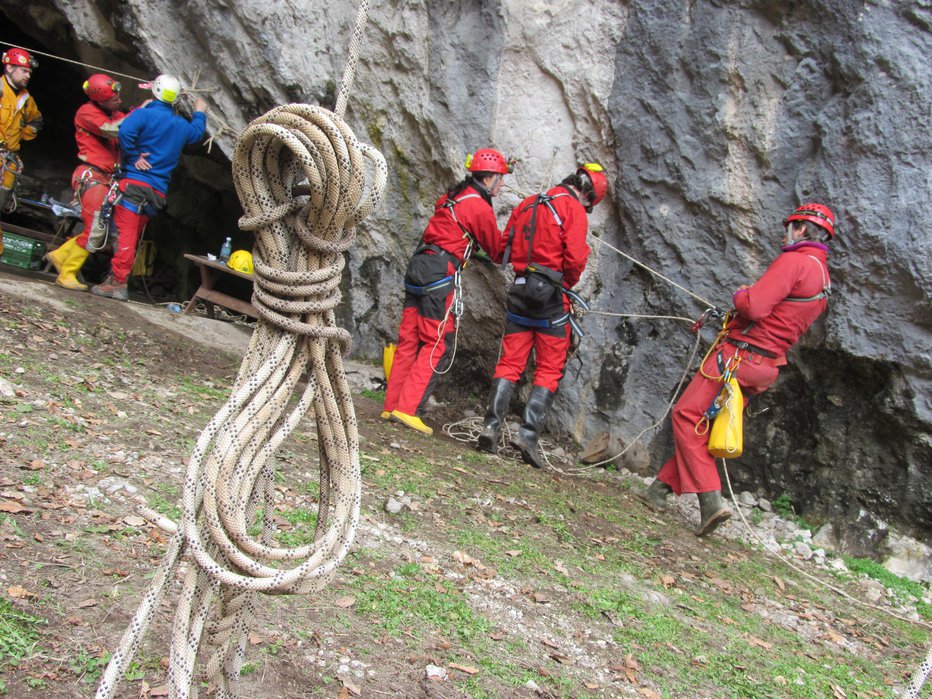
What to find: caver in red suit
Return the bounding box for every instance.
[45,74,127,291]
[382,148,513,436]
[641,203,836,538]
[477,164,610,469]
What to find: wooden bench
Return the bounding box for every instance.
[182,253,258,320]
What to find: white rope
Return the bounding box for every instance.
[95,5,385,697]
[721,463,932,633]
[590,234,718,309]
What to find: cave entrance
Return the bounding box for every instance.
[2,18,243,304]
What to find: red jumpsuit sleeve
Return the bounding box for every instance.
[560,205,590,288]
[470,204,503,263]
[732,255,798,320]
[75,107,124,141]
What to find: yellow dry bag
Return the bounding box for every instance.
[383,343,396,381]
[708,376,744,458]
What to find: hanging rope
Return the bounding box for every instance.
[95,3,385,697]
[590,234,718,309]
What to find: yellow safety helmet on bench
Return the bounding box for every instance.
[227,249,253,275]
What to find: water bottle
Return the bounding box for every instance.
[219,236,232,262]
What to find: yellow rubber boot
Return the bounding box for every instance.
[56,242,90,291]
[380,411,391,420]
[45,237,77,275]
[390,410,433,435]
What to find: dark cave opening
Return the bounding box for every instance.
[2,20,244,304]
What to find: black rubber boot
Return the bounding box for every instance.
[477,378,516,454]
[694,490,731,537]
[510,386,555,469]
[636,478,673,510]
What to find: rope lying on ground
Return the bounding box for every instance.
[95,3,385,697]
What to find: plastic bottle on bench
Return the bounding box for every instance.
[219,236,232,263]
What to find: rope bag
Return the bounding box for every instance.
[95,3,386,697]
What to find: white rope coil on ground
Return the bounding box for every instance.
[96,104,385,699]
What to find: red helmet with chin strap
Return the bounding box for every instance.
[784,202,836,240]
[2,48,38,69]
[466,148,512,175]
[577,162,609,208]
[83,74,121,103]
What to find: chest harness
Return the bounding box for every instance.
[402,192,483,318]
[501,192,588,337]
[735,254,831,339]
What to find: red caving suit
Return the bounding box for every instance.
[383,183,503,416]
[658,241,831,494]
[71,100,126,248]
[491,185,590,392]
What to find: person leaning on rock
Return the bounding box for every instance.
[45,74,132,290]
[382,148,513,436]
[0,47,43,257]
[638,203,836,537]
[91,74,206,301]
[476,163,608,468]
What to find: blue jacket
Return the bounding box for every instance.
[118,100,206,194]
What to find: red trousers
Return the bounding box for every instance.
[110,179,163,283]
[492,320,570,393]
[657,346,779,494]
[383,256,456,416]
[71,165,110,249]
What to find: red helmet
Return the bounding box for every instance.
[466,148,512,175]
[784,202,835,240]
[2,48,38,69]
[83,74,121,103]
[577,163,609,208]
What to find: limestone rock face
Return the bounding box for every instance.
[2,0,929,545]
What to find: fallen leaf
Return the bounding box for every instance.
[334,596,356,608]
[548,653,574,665]
[554,560,570,576]
[0,500,32,514]
[531,591,551,604]
[24,459,45,471]
[539,638,559,649]
[743,634,773,650]
[831,683,847,699]
[773,576,785,591]
[637,688,661,699]
[124,515,146,527]
[505,550,522,557]
[8,584,39,600]
[77,598,98,608]
[144,429,163,436]
[659,574,675,588]
[149,685,169,697]
[448,663,479,675]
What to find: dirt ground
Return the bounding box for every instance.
[0,266,929,699]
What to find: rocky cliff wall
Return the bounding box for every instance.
[1,0,929,548]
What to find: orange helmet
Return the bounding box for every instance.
[784,203,835,240]
[577,163,609,208]
[83,74,121,103]
[465,148,512,175]
[2,47,38,69]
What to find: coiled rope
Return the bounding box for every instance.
[95,3,385,697]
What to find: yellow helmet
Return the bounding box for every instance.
[227,249,253,275]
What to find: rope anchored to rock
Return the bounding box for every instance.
[95,2,386,696]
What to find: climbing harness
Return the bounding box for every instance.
[786,254,831,302]
[94,3,386,697]
[501,191,569,268]
[86,177,121,251]
[0,149,23,213]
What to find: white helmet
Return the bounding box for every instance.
[151,74,182,103]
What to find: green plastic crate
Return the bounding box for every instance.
[0,231,47,270]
